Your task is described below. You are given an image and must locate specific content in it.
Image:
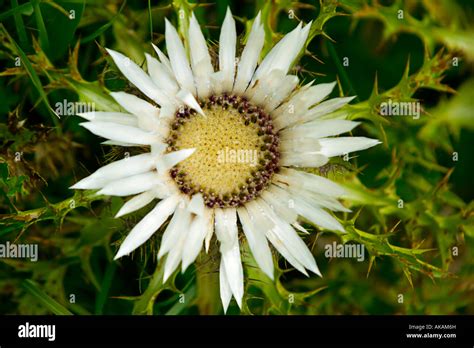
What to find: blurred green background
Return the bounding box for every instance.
[0,0,473,315]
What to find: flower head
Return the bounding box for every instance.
[72,9,380,312]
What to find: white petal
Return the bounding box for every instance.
[151,43,173,74]
[110,92,160,118]
[181,209,212,271]
[264,75,299,111]
[71,153,155,190]
[281,120,360,140]
[156,148,196,173]
[145,53,179,94]
[219,259,233,313]
[252,21,309,84]
[115,190,156,218]
[158,203,191,260]
[279,137,321,153]
[237,207,274,280]
[114,195,180,259]
[260,189,298,225]
[163,214,190,282]
[272,185,343,232]
[106,48,171,106]
[301,96,355,123]
[176,89,205,116]
[101,140,135,146]
[233,12,264,94]
[255,198,321,276]
[296,81,337,107]
[245,201,308,276]
[188,13,214,98]
[280,151,329,168]
[218,8,237,92]
[276,168,346,197]
[214,208,238,247]
[77,112,138,127]
[319,137,381,157]
[188,193,205,216]
[80,122,158,145]
[214,208,243,307]
[97,172,164,196]
[220,240,243,309]
[165,19,196,94]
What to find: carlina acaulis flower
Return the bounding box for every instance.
[71,8,381,312]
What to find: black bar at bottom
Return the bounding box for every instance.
[0,315,472,347]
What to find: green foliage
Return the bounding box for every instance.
[0,0,472,315]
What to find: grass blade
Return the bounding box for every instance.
[22,280,73,315]
[0,24,60,129]
[10,0,29,48]
[30,0,49,52]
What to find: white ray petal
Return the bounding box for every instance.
[279,137,321,153]
[296,198,344,233]
[156,148,196,173]
[303,96,355,122]
[115,190,156,218]
[281,120,360,140]
[272,184,344,232]
[163,210,191,282]
[255,198,321,276]
[165,19,196,94]
[220,242,243,309]
[188,193,205,216]
[70,175,108,190]
[77,112,138,127]
[214,208,243,306]
[96,172,164,196]
[238,207,274,280]
[151,43,173,74]
[80,122,159,145]
[218,8,237,92]
[233,12,264,94]
[245,201,308,276]
[260,190,298,225]
[101,140,136,146]
[252,21,309,84]
[280,151,329,168]
[319,137,381,157]
[264,75,299,111]
[188,13,214,98]
[176,89,205,116]
[158,203,190,259]
[214,208,238,247]
[219,259,233,313]
[181,209,212,272]
[145,53,179,94]
[106,48,171,106]
[70,153,156,190]
[301,81,337,106]
[276,168,347,197]
[280,183,350,212]
[114,195,180,259]
[109,92,159,118]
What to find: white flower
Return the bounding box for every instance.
[72,9,380,312]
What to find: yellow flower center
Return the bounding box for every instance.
[166,95,280,208]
